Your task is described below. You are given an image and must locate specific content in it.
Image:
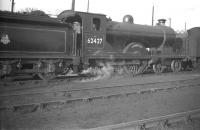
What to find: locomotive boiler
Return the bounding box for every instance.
[0,10,191,80]
[106,17,176,49]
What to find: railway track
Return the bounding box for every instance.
[0,74,83,93]
[88,108,200,130]
[1,70,199,94]
[1,76,199,97]
[1,77,200,113]
[0,70,197,93]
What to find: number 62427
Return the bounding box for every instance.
[87,37,103,44]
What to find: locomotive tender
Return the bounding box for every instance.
[0,10,197,79]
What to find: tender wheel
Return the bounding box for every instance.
[153,63,163,73]
[43,72,56,80]
[37,62,56,81]
[171,60,182,72]
[0,64,12,80]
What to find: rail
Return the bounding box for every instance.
[88,108,200,130]
[1,77,199,97]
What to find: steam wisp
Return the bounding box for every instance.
[80,63,114,82]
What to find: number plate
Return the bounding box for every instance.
[85,34,104,49]
[87,37,103,45]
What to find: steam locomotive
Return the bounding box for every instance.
[0,10,199,80]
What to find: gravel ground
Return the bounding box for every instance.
[1,77,200,130]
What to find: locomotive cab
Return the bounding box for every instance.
[58,10,107,66]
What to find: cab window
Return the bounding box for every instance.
[92,18,100,31]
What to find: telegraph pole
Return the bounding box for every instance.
[169,18,171,27]
[151,5,154,26]
[185,22,187,31]
[11,0,15,12]
[71,0,75,11]
[87,0,90,12]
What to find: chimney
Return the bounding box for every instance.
[157,19,166,26]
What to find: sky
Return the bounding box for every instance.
[0,0,200,31]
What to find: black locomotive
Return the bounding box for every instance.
[0,10,199,79]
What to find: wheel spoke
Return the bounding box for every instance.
[126,65,139,75]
